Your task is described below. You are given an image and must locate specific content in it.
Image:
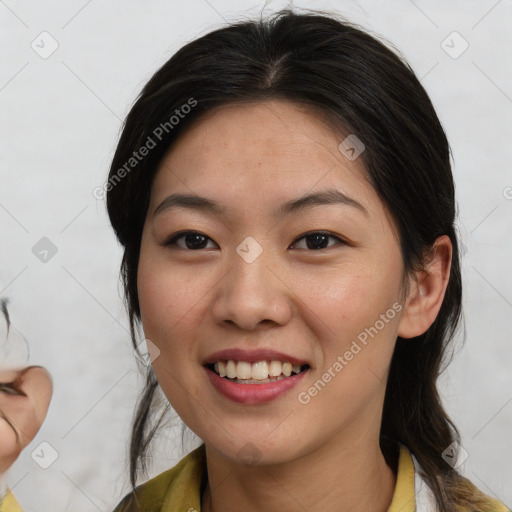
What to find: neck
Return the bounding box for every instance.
[202,432,396,512]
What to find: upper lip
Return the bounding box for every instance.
[203,348,309,366]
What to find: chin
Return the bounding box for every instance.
[200,430,307,468]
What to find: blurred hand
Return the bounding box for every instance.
[0,366,52,474]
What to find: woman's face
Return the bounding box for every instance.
[137,100,408,465]
[0,366,52,473]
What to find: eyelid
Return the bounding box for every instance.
[164,230,219,249]
[290,230,350,249]
[0,377,26,397]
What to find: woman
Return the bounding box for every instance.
[106,9,508,511]
[0,301,53,512]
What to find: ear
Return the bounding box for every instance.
[397,235,452,339]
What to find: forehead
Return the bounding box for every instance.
[150,100,381,219]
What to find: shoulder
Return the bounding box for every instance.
[411,449,509,512]
[112,444,206,512]
[0,489,24,512]
[455,476,510,512]
[112,470,174,512]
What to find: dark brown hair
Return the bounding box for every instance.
[106,8,495,510]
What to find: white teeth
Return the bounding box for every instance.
[251,361,269,380]
[268,360,282,377]
[212,359,306,381]
[226,360,237,379]
[236,361,252,380]
[282,362,292,377]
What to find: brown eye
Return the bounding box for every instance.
[164,230,218,250]
[290,231,347,251]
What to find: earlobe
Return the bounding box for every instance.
[397,235,452,339]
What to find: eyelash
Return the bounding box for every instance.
[164,230,348,251]
[0,380,25,396]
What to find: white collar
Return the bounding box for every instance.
[411,453,438,511]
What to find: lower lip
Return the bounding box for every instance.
[205,367,308,405]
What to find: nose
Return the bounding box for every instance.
[211,247,292,331]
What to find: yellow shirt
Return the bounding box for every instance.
[0,489,23,512]
[1,446,507,511]
[111,444,509,511]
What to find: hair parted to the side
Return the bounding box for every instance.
[106,8,495,511]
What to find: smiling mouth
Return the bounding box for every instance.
[206,360,310,384]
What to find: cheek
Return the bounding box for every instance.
[137,256,204,343]
[136,248,215,396]
[0,418,19,472]
[296,256,403,414]
[137,243,181,336]
[296,258,402,341]
[137,255,215,433]
[0,399,38,449]
[292,264,402,427]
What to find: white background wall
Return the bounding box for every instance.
[1,0,511,510]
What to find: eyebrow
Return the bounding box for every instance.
[153,188,368,219]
